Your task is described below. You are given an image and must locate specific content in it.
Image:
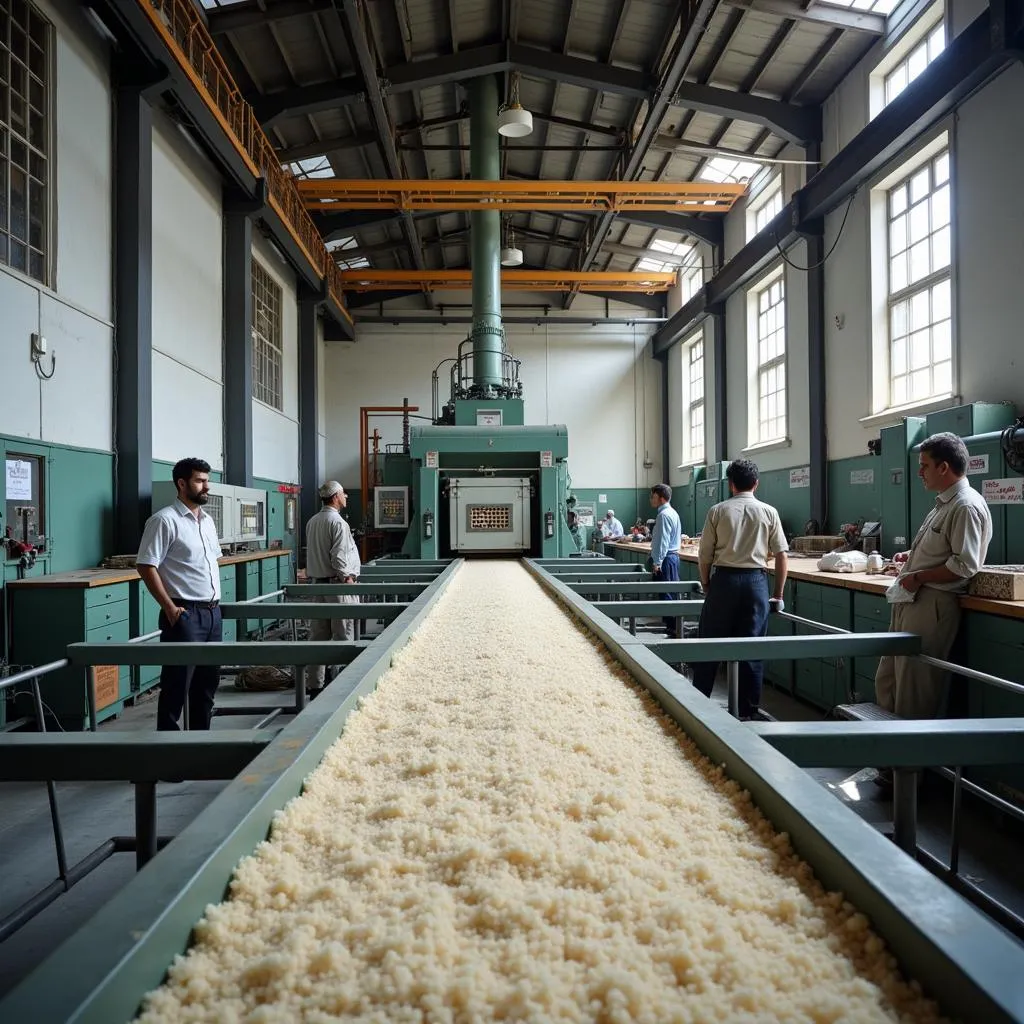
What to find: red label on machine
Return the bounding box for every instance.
[425,451,439,469]
[982,478,1024,505]
[967,454,989,475]
[540,451,553,468]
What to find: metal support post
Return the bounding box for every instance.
[893,769,918,855]
[113,85,154,552]
[469,74,503,391]
[134,782,158,870]
[710,309,727,460]
[298,295,320,546]
[223,199,255,487]
[804,166,827,529]
[31,679,68,880]
[727,661,740,718]
[950,766,964,874]
[86,667,98,732]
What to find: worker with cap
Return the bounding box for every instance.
[600,509,624,541]
[303,480,361,694]
[692,459,789,720]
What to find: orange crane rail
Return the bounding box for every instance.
[338,270,678,294]
[297,179,746,213]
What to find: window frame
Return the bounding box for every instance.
[0,0,54,286]
[681,330,705,467]
[869,3,946,119]
[251,258,285,412]
[746,266,789,449]
[746,175,783,242]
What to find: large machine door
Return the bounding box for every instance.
[449,477,532,553]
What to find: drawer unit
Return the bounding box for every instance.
[220,565,238,643]
[237,560,263,635]
[764,579,794,695]
[277,553,295,588]
[261,557,280,595]
[791,582,853,711]
[851,591,890,703]
[9,579,133,728]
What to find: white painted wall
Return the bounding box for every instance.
[151,112,224,469]
[818,0,1024,458]
[0,0,113,450]
[251,232,300,483]
[323,309,661,491]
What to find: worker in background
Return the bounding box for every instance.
[600,509,624,541]
[648,484,682,638]
[876,432,992,726]
[693,459,789,720]
[304,480,361,695]
[137,457,222,731]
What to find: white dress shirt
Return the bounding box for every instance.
[137,499,221,601]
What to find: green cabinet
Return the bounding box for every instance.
[237,559,263,635]
[764,579,794,695]
[10,578,133,728]
[792,581,853,711]
[851,590,890,703]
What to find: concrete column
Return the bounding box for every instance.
[469,75,503,392]
[113,86,153,552]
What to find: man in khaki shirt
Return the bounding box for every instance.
[876,432,992,720]
[693,459,789,718]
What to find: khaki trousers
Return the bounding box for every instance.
[875,586,961,719]
[304,592,357,689]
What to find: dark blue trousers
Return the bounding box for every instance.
[157,604,222,731]
[659,552,680,634]
[692,568,769,717]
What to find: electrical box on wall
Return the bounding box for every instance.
[374,486,410,529]
[151,482,268,549]
[4,452,47,561]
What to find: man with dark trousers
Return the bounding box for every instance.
[137,457,223,730]
[648,483,682,637]
[693,459,789,719]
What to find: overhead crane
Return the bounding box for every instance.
[296,178,747,213]
[337,269,677,294]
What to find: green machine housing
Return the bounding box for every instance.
[399,401,577,559]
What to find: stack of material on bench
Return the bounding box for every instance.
[968,566,1024,601]
[136,562,944,1023]
[792,535,846,554]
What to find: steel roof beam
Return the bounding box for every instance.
[615,210,723,249]
[671,81,820,145]
[206,0,337,35]
[312,210,403,241]
[277,132,376,162]
[382,41,655,97]
[721,0,886,34]
[336,0,430,295]
[652,3,1023,356]
[575,0,722,280]
[253,76,364,128]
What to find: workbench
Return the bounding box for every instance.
[6,550,294,729]
[604,539,1024,801]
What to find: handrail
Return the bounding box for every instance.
[137,0,351,324]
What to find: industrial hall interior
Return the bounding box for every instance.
[3,0,1024,1019]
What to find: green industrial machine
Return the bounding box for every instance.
[879,415,926,556]
[368,75,579,561]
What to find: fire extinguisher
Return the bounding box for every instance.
[423,510,434,539]
[544,510,554,538]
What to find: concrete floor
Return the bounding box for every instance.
[1,642,1022,1000]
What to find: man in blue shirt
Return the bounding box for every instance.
[648,483,682,637]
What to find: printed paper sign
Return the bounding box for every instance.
[576,503,595,528]
[424,451,438,469]
[967,454,989,475]
[540,451,553,468]
[789,467,811,489]
[982,478,1024,505]
[5,459,32,500]
[851,469,875,486]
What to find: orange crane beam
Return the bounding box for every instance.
[337,270,677,294]
[297,178,745,213]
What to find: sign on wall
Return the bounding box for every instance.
[789,467,810,489]
[982,478,1024,505]
[5,459,32,500]
[967,454,990,475]
[576,503,595,527]
[850,469,875,486]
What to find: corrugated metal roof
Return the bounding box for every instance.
[201,0,887,278]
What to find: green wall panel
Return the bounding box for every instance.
[827,456,882,533]
[753,468,811,541]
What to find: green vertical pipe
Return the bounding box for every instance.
[469,75,503,390]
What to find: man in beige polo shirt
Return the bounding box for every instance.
[693,459,789,718]
[876,432,992,720]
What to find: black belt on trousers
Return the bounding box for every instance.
[169,597,220,609]
[712,566,767,574]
